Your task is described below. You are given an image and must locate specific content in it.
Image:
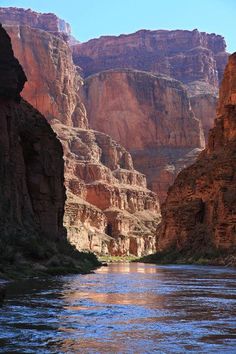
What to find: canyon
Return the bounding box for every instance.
[82,69,205,201]
[156,52,236,263]
[0,8,160,256]
[0,23,65,242]
[72,28,228,200]
[0,7,234,260]
[0,23,94,276]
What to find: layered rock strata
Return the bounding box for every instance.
[74,29,228,199]
[0,7,71,36]
[157,53,236,257]
[4,24,87,128]
[72,28,228,92]
[53,122,160,256]
[1,12,161,256]
[82,69,205,201]
[0,24,65,245]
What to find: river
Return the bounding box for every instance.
[0,263,235,353]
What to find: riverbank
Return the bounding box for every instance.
[0,238,101,280]
[0,280,7,304]
[137,249,236,267]
[98,255,139,263]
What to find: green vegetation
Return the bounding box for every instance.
[0,233,101,279]
[98,255,139,263]
[137,247,236,267]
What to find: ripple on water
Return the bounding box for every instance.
[0,263,235,353]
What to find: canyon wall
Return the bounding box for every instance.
[158,53,236,257]
[0,10,161,256]
[0,24,65,250]
[74,29,228,199]
[55,123,160,256]
[72,29,228,92]
[82,69,205,201]
[0,7,71,36]
[4,24,87,128]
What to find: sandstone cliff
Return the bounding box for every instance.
[4,24,87,128]
[72,28,228,92]
[0,7,71,36]
[74,28,228,199]
[0,23,65,239]
[157,53,236,263]
[0,24,76,274]
[1,10,161,256]
[82,69,205,201]
[53,122,160,256]
[0,23,101,276]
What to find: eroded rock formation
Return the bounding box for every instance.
[72,29,228,91]
[1,10,161,256]
[158,53,236,257]
[53,122,160,256]
[0,23,65,245]
[4,25,87,128]
[0,7,71,36]
[82,69,205,201]
[74,29,228,199]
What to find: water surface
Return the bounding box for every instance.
[0,263,235,353]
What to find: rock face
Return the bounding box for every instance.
[74,29,228,199]
[158,53,236,255]
[189,94,218,139]
[0,23,65,242]
[53,122,160,256]
[1,10,161,256]
[72,29,228,90]
[0,7,71,35]
[82,69,205,201]
[4,25,87,128]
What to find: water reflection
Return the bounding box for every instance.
[0,263,235,353]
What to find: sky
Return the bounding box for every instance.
[0,0,235,52]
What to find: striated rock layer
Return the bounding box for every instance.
[158,53,236,258]
[0,23,65,244]
[0,7,71,36]
[82,69,205,201]
[72,28,228,92]
[75,28,228,199]
[1,11,161,256]
[53,122,160,256]
[4,24,87,128]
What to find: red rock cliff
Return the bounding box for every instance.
[72,29,227,90]
[1,9,161,256]
[158,53,236,256]
[0,24,65,242]
[0,7,71,35]
[82,69,205,201]
[4,24,87,128]
[75,28,228,199]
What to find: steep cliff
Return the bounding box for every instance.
[0,7,71,36]
[53,122,160,256]
[156,53,236,264]
[0,23,65,238]
[1,10,161,256]
[189,93,218,139]
[82,69,205,201]
[4,25,87,128]
[74,28,228,199]
[0,24,95,276]
[72,28,228,92]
